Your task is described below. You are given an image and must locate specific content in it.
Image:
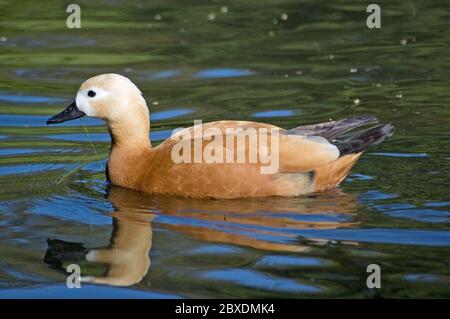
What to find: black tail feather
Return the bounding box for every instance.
[287,115,379,140]
[333,123,394,156]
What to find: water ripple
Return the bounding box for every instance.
[194,68,255,79]
[201,269,322,293]
[0,91,66,104]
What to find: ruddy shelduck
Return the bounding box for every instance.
[47,73,393,199]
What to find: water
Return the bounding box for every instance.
[0,0,449,298]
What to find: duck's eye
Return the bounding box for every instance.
[87,90,96,98]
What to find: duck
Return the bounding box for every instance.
[47,73,394,199]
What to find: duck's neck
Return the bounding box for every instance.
[108,115,151,149]
[106,116,152,188]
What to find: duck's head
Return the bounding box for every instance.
[47,73,149,126]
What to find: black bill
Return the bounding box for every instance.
[46,101,85,125]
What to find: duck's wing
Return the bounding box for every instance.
[170,120,280,138]
[278,133,340,172]
[286,115,379,140]
[165,120,341,173]
[282,115,394,170]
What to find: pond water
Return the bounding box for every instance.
[0,0,449,298]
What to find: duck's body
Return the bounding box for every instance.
[47,74,393,199]
[107,120,363,198]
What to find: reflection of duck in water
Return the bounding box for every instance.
[45,186,359,286]
[45,187,154,286]
[152,188,360,252]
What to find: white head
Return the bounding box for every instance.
[47,74,151,146]
[77,73,148,121]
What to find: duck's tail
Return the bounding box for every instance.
[332,123,394,156]
[288,115,394,156]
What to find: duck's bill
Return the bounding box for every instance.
[46,101,85,125]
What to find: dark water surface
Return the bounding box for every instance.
[0,0,449,298]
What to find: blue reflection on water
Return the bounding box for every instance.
[255,255,330,268]
[194,68,255,79]
[0,114,102,127]
[252,110,295,118]
[152,108,192,120]
[157,214,450,247]
[141,70,181,80]
[189,244,244,255]
[1,108,192,127]
[0,148,80,156]
[358,190,399,201]
[0,284,181,299]
[202,269,321,293]
[0,91,66,104]
[0,163,78,176]
[370,152,429,158]
[47,129,173,142]
[31,195,112,225]
[403,274,446,283]
[293,228,450,247]
[424,202,450,207]
[384,208,450,223]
